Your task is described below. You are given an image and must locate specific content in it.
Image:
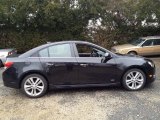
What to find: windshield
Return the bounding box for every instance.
[129,38,145,46]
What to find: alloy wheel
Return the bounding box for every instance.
[122,69,146,91]
[125,71,144,90]
[22,74,48,98]
[24,77,45,97]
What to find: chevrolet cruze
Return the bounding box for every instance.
[2,41,156,98]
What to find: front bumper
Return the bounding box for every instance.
[146,62,156,84]
[146,71,156,84]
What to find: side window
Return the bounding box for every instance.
[48,44,72,57]
[154,39,160,45]
[39,48,49,57]
[76,44,105,57]
[142,40,154,46]
[38,44,72,57]
[76,44,92,57]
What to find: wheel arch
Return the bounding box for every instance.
[19,71,49,88]
[127,50,138,55]
[120,65,147,83]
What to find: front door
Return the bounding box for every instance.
[138,39,154,55]
[74,43,118,85]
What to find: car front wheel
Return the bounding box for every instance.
[122,69,146,91]
[21,74,48,98]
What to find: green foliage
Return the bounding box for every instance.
[0,0,160,52]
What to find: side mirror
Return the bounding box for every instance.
[104,53,111,58]
[102,53,111,63]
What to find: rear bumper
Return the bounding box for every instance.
[2,68,20,89]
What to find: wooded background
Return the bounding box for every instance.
[0,0,160,53]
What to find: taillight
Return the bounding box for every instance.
[4,62,14,68]
[8,52,13,56]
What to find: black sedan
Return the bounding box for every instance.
[2,41,156,98]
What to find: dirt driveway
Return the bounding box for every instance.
[0,57,160,120]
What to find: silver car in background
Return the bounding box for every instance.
[0,49,17,67]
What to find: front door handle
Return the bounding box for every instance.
[80,64,88,67]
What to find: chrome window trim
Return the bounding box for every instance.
[28,57,74,58]
[28,56,104,58]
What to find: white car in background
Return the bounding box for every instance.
[0,49,17,67]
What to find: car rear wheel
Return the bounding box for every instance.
[21,74,48,98]
[122,69,146,91]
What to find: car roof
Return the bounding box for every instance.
[46,40,92,44]
[141,36,160,40]
[19,40,106,58]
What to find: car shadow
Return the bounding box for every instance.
[47,86,123,94]
[47,84,155,96]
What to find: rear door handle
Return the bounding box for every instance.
[46,63,54,66]
[80,64,88,67]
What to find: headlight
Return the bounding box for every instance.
[148,61,154,67]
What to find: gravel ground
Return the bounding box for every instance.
[0,57,160,120]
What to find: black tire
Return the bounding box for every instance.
[21,74,48,98]
[122,69,146,91]
[128,51,137,55]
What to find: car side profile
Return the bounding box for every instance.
[111,36,160,56]
[2,41,156,98]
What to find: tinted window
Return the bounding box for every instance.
[38,44,72,57]
[39,48,49,57]
[76,44,105,57]
[48,44,72,57]
[77,44,92,54]
[142,40,154,46]
[154,39,160,45]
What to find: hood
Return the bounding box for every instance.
[116,53,142,58]
[116,53,153,63]
[112,44,137,50]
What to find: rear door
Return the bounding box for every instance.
[153,39,160,55]
[38,43,78,86]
